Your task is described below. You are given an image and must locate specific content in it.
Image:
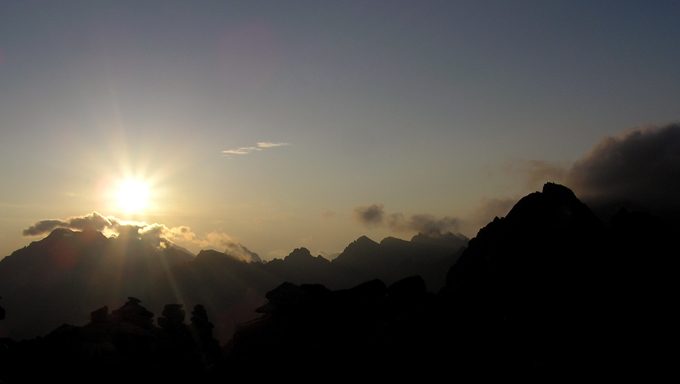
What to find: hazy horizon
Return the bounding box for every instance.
[2,1,679,261]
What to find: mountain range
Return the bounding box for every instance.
[0,182,676,379]
[0,223,466,342]
[223,182,678,377]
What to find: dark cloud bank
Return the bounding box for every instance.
[355,123,680,236]
[569,124,680,207]
[527,123,680,222]
[353,204,460,235]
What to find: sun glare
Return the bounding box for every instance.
[117,180,149,212]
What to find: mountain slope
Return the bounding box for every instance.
[440,182,677,373]
[0,228,467,342]
[0,229,194,340]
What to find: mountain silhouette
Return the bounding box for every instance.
[0,297,222,382]
[0,182,676,379]
[158,234,466,341]
[223,183,677,377]
[438,182,677,374]
[0,227,466,342]
[331,232,467,289]
[0,228,194,340]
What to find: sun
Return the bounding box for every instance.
[117,180,150,212]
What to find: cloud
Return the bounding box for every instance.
[516,123,680,220]
[352,204,459,235]
[566,124,680,207]
[222,146,261,155]
[23,212,195,248]
[166,226,196,242]
[352,204,385,226]
[22,212,112,236]
[386,213,459,235]
[22,213,261,261]
[193,232,261,262]
[353,124,680,238]
[257,142,288,148]
[194,232,235,248]
[222,142,289,156]
[224,242,262,263]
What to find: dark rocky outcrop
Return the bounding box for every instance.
[224,183,678,378]
[0,299,222,382]
[436,183,677,374]
[224,275,435,378]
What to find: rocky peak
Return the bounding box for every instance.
[332,236,380,265]
[284,247,314,262]
[503,182,604,233]
[445,182,607,292]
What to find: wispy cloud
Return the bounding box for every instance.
[222,142,289,156]
[222,146,260,155]
[257,142,288,148]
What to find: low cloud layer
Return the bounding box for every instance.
[222,142,289,156]
[24,212,140,237]
[23,212,260,262]
[353,204,459,235]
[386,213,459,235]
[194,232,262,262]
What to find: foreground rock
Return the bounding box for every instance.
[224,183,678,378]
[0,298,222,382]
[224,276,434,377]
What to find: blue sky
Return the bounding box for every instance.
[1,1,679,259]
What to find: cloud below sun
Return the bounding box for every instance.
[22,212,260,262]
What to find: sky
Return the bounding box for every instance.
[1,1,679,260]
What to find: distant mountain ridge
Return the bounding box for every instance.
[331,231,467,288]
[0,226,466,341]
